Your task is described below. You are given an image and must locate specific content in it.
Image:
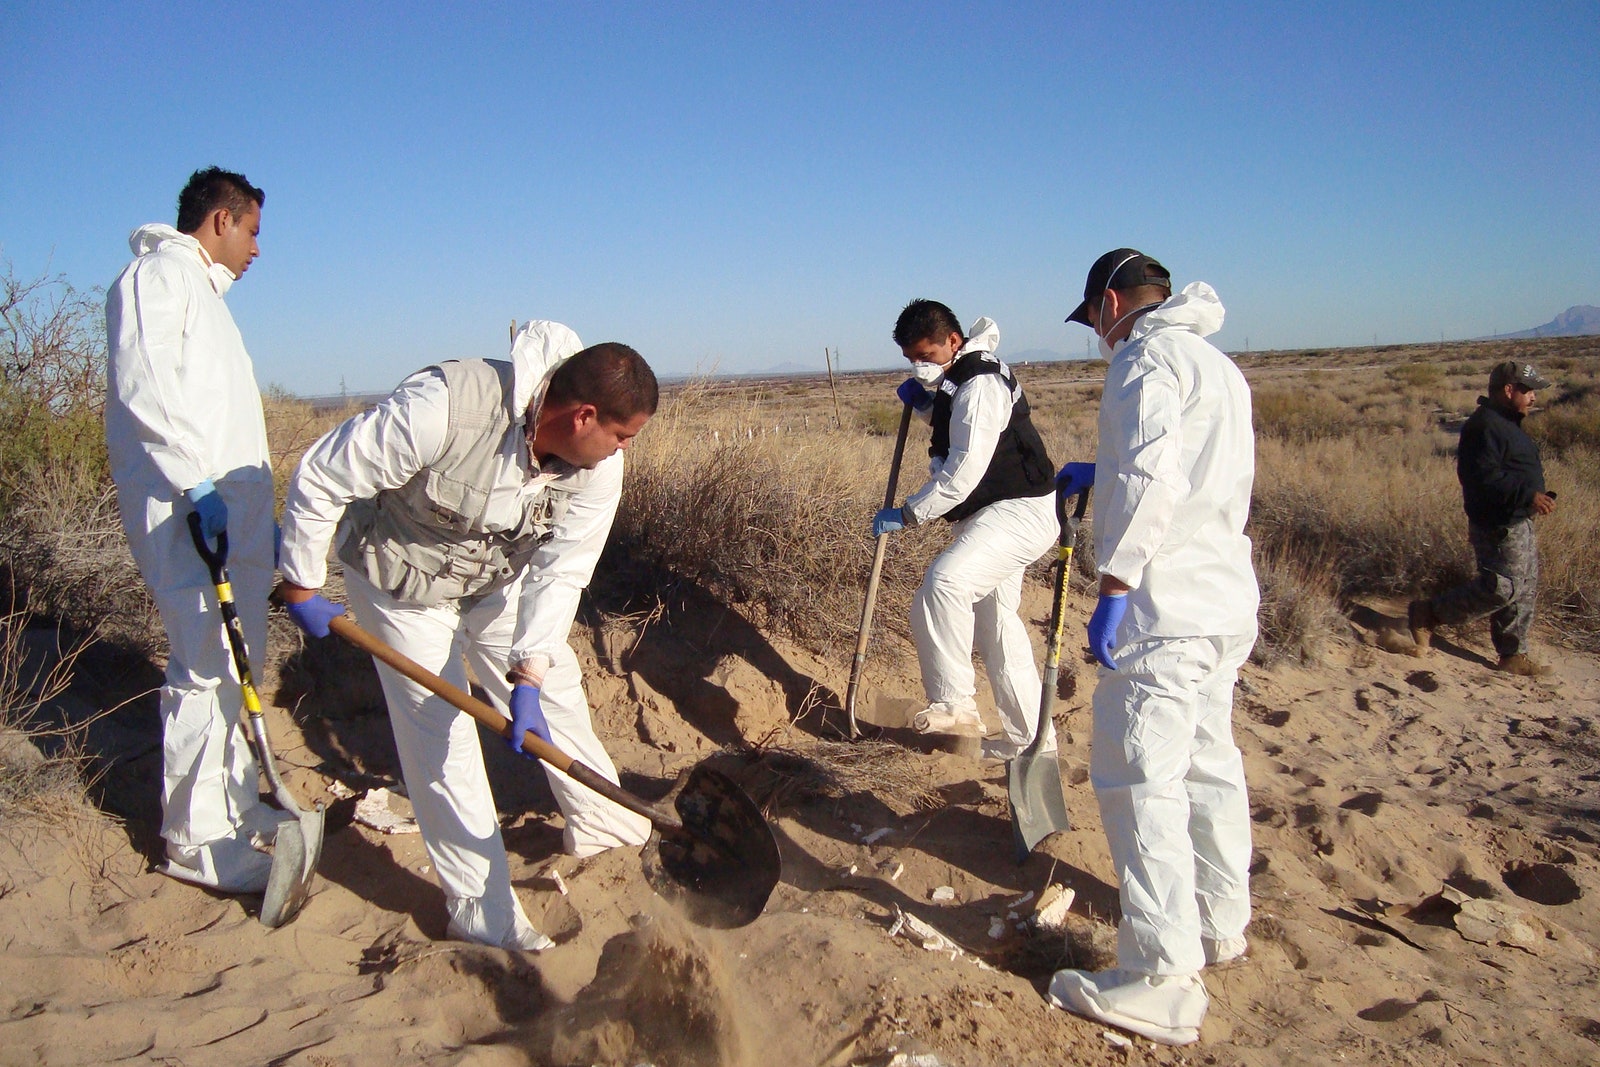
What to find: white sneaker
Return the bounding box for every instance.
[1048,967,1208,1046]
[1203,935,1248,967]
[161,834,274,894]
[911,701,982,736]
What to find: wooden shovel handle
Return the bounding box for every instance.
[324,612,679,832]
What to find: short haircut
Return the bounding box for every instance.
[545,343,658,422]
[893,299,963,348]
[176,167,265,233]
[1115,282,1173,307]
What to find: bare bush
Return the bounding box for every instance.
[1,262,106,416]
[0,605,96,821]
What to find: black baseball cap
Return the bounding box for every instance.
[1065,248,1172,326]
[1488,360,1552,392]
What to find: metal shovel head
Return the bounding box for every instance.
[1009,746,1070,862]
[260,807,325,928]
[641,764,781,929]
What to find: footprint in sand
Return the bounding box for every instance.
[1339,791,1385,817]
[1405,670,1440,693]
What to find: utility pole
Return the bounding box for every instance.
[824,347,843,429]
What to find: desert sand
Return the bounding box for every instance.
[4,570,1599,1066]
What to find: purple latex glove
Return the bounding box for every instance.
[1056,462,1095,499]
[1087,592,1128,670]
[872,506,906,537]
[285,594,346,639]
[896,378,933,412]
[187,479,228,542]
[508,684,551,756]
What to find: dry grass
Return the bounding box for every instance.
[0,606,97,822]
[734,737,942,815]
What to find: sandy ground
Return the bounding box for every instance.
[4,576,1600,1066]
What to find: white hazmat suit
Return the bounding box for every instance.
[279,321,650,949]
[105,223,279,892]
[1049,281,1257,1045]
[903,319,1057,755]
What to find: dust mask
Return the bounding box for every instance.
[207,261,237,296]
[910,361,946,385]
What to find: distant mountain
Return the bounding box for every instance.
[1493,305,1600,339]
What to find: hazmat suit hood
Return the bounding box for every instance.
[509,319,585,425]
[1124,282,1226,348]
[960,316,1000,358]
[128,223,197,258]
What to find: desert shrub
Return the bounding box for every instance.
[1251,543,1344,666]
[859,402,903,436]
[1252,388,1352,443]
[1531,385,1600,455]
[0,604,95,821]
[1386,362,1444,390]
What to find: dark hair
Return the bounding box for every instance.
[545,343,658,422]
[176,167,265,233]
[893,299,963,348]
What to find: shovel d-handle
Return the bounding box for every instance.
[323,612,683,835]
[187,512,265,723]
[846,400,915,738]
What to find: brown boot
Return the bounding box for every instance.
[1496,654,1550,677]
[1407,599,1435,653]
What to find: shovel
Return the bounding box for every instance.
[1009,486,1089,862]
[323,613,781,929]
[187,514,325,927]
[845,401,914,738]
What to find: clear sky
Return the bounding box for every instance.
[3,2,1596,393]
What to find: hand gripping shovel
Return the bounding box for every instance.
[1009,486,1089,862]
[187,515,325,927]
[845,401,914,738]
[323,613,781,929]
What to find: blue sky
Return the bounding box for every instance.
[3,2,1596,393]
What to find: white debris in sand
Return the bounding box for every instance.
[1034,884,1076,933]
[888,907,960,955]
[988,917,1006,939]
[1008,890,1035,908]
[327,780,356,799]
[863,827,893,845]
[354,788,420,834]
[889,862,906,882]
[930,886,956,902]
[885,1053,947,1067]
[1101,1030,1132,1048]
[549,869,569,897]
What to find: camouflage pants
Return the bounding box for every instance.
[1425,518,1538,658]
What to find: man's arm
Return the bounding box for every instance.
[508,452,625,678]
[105,258,213,493]
[278,371,448,594]
[1096,352,1187,589]
[902,374,1010,524]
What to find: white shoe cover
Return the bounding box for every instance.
[161,834,274,894]
[1048,968,1208,1046]
[911,701,982,736]
[446,897,556,951]
[1203,935,1248,967]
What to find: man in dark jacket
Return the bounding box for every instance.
[1409,360,1557,675]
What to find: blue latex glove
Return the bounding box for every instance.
[284,594,346,639]
[273,522,282,569]
[1087,592,1128,670]
[896,378,933,412]
[186,479,228,541]
[508,684,551,755]
[1056,462,1095,499]
[872,507,906,537]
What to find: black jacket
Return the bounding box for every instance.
[929,350,1055,523]
[1457,397,1545,528]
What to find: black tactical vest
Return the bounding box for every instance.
[929,350,1055,523]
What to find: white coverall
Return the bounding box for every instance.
[1080,282,1258,977]
[279,321,650,948]
[904,318,1058,755]
[105,224,278,892]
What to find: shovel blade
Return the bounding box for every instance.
[260,807,324,928]
[1009,748,1070,863]
[642,765,781,928]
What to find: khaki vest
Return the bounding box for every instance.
[338,359,566,606]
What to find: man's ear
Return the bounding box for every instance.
[571,403,600,430]
[209,207,233,236]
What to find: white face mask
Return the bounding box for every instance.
[910,360,946,385]
[207,261,237,295]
